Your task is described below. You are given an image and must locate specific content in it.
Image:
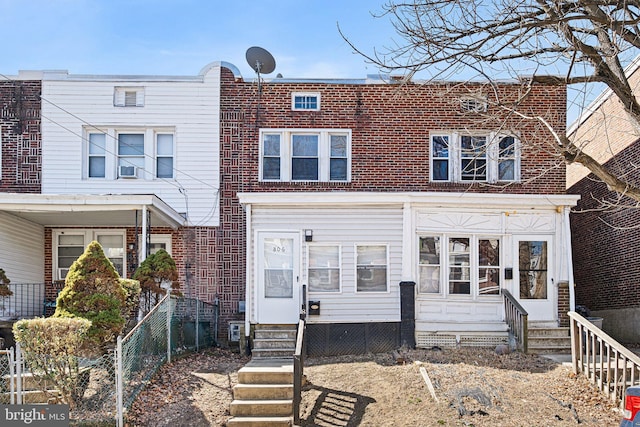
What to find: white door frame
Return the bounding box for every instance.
[256,230,302,324]
[513,235,556,322]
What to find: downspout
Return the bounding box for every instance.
[244,204,252,352]
[564,207,576,311]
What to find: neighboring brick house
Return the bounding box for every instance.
[219,65,579,354]
[567,57,640,343]
[0,76,44,283]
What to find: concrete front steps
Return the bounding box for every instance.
[228,358,294,426]
[528,322,571,354]
[228,324,298,426]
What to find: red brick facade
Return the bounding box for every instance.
[0,81,42,193]
[569,140,640,312]
[217,66,568,331]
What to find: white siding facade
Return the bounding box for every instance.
[248,206,404,324]
[40,63,224,226]
[239,192,579,332]
[0,211,44,283]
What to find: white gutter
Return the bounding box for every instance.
[237,191,580,210]
[244,204,252,342]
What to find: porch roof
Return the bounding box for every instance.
[0,193,185,229]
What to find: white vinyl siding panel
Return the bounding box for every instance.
[0,211,45,283]
[40,67,221,226]
[250,206,403,323]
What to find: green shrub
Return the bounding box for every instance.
[133,249,179,313]
[54,241,126,353]
[13,317,92,409]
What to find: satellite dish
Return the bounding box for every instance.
[246,46,276,75]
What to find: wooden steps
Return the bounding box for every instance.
[528,324,571,354]
[251,324,296,359]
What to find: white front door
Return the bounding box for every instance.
[514,236,555,322]
[257,231,301,324]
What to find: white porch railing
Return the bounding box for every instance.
[569,311,640,409]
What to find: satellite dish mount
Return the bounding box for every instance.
[246,46,276,93]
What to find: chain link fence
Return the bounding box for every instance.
[0,294,219,426]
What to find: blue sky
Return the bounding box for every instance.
[0,0,603,124]
[0,0,395,79]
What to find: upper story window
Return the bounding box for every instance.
[460,97,488,113]
[430,132,520,183]
[291,92,320,111]
[85,127,174,180]
[114,87,145,107]
[260,129,351,182]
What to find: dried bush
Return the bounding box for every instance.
[0,268,12,298]
[13,317,92,409]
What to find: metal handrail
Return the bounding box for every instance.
[569,311,640,409]
[293,318,305,425]
[503,289,529,353]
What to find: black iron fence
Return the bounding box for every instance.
[0,283,57,319]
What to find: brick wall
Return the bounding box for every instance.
[0,80,42,193]
[569,140,640,311]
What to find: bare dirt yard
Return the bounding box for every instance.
[126,347,622,426]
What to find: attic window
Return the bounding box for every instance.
[460,97,487,113]
[114,87,145,107]
[292,92,320,111]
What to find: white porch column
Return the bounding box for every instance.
[140,205,148,262]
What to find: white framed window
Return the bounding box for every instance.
[156,133,174,178]
[88,133,107,178]
[430,132,520,183]
[114,87,145,107]
[418,235,501,298]
[307,245,341,293]
[260,129,351,182]
[356,244,388,292]
[518,239,548,299]
[83,127,175,180]
[291,92,320,111]
[118,133,145,178]
[138,234,173,258]
[54,230,127,280]
[460,96,488,113]
[418,236,441,294]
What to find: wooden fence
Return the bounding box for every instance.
[569,311,640,409]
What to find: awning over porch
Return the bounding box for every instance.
[0,193,186,229]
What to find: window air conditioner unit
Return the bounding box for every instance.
[58,268,69,281]
[119,165,137,178]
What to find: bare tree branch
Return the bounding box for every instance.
[341,0,640,204]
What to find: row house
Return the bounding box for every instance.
[219,65,578,354]
[0,63,234,324]
[1,60,578,352]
